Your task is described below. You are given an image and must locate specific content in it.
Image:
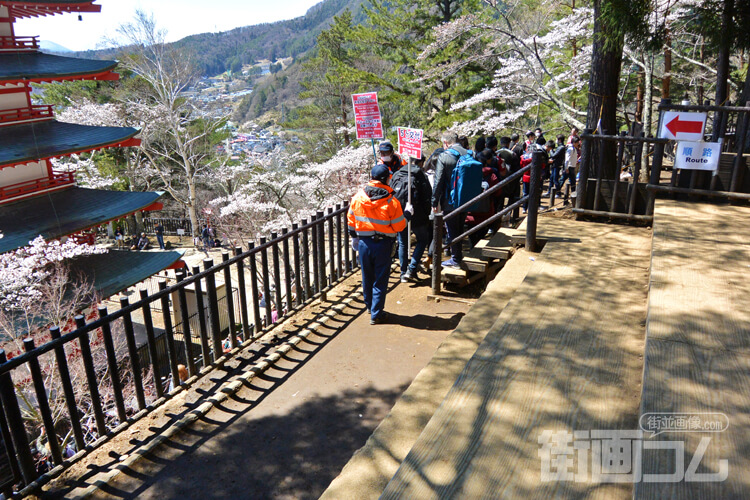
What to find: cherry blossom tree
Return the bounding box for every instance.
[112,10,228,237]
[420,5,594,135]
[210,145,373,240]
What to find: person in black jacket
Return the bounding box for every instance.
[547,135,566,196]
[391,159,433,281]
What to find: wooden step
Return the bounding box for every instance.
[477,229,514,259]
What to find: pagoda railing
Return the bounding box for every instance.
[0,105,54,126]
[0,171,75,203]
[0,36,39,51]
[0,204,356,496]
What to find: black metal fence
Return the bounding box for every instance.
[574,101,750,223]
[142,217,206,236]
[0,203,355,496]
[431,157,539,295]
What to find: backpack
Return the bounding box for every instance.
[391,167,421,211]
[446,149,483,211]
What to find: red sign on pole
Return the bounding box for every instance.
[397,127,423,159]
[352,92,384,140]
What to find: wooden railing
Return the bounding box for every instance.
[0,171,75,202]
[0,105,54,125]
[0,36,39,51]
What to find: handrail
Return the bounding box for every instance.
[432,153,542,295]
[0,171,75,201]
[443,164,529,221]
[0,105,54,124]
[0,35,39,50]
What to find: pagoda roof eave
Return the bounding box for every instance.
[0,53,118,84]
[67,249,184,303]
[0,120,139,169]
[1,1,101,19]
[0,187,165,254]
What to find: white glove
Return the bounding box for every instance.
[404,202,414,217]
[350,238,359,253]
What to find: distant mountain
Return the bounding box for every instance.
[40,40,72,53]
[72,0,365,76]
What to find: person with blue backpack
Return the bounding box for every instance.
[432,131,484,268]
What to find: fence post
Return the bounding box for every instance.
[0,350,35,484]
[526,151,542,253]
[335,204,343,278]
[247,241,262,336]
[203,259,224,359]
[431,213,444,295]
[271,233,283,321]
[234,246,251,341]
[291,226,303,307]
[648,141,666,216]
[730,102,750,193]
[74,315,107,436]
[23,338,63,466]
[155,285,181,394]
[190,265,211,367]
[259,237,273,327]
[281,229,294,313]
[175,270,198,374]
[138,289,164,397]
[221,252,238,349]
[328,207,336,282]
[120,296,147,410]
[316,210,327,301]
[310,216,320,295]
[48,327,86,450]
[576,128,593,210]
[301,219,311,299]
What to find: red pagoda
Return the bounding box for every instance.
[0,0,182,299]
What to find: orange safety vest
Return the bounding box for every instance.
[347,181,406,238]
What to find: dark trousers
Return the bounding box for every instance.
[548,166,561,193]
[561,167,576,192]
[358,237,393,320]
[444,209,464,261]
[156,233,165,249]
[397,223,432,275]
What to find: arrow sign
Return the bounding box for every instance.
[666,115,703,136]
[659,111,707,141]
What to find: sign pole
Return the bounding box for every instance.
[407,155,412,262]
[371,139,378,164]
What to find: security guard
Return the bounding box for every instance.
[378,141,407,174]
[348,164,408,324]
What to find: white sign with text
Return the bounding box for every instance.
[674,141,721,171]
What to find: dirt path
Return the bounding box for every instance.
[48,271,469,500]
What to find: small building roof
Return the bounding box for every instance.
[0,52,117,83]
[67,250,183,301]
[0,120,138,168]
[0,187,164,254]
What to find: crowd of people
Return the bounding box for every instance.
[348,127,583,325]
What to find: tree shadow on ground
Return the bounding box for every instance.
[83,383,410,500]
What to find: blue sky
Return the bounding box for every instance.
[14,0,324,51]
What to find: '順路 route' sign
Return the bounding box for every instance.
[397,127,423,159]
[659,111,707,141]
[352,92,384,140]
[674,140,721,171]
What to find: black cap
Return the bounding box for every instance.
[378,141,394,153]
[371,164,390,183]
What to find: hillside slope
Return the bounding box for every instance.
[72,0,365,76]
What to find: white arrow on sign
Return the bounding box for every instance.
[659,111,707,141]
